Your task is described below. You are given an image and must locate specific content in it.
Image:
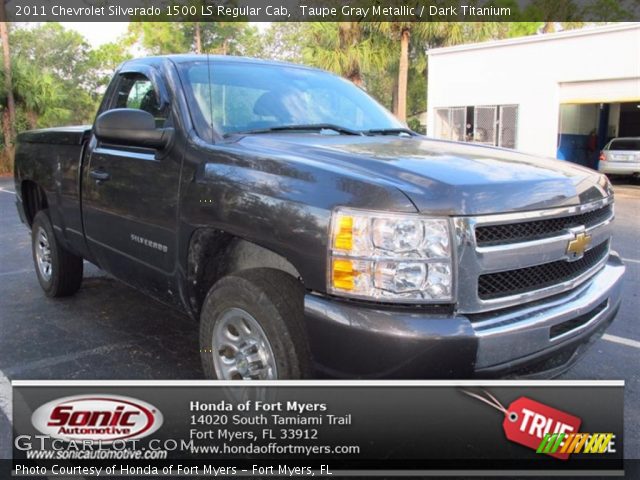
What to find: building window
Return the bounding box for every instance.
[434,105,519,149]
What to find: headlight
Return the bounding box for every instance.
[328,208,454,302]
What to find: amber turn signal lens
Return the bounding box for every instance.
[332,258,354,290]
[334,215,353,251]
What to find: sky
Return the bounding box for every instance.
[62,22,271,47]
[61,22,130,46]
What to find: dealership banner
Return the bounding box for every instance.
[3,0,640,22]
[6,380,624,477]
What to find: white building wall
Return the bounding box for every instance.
[427,24,640,158]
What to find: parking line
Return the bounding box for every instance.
[0,268,32,277]
[0,369,11,421]
[0,188,15,194]
[4,342,134,376]
[622,257,640,265]
[0,369,12,466]
[603,334,640,349]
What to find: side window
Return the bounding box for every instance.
[112,73,168,127]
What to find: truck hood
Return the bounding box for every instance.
[238,134,612,215]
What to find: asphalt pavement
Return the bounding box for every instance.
[0,176,638,460]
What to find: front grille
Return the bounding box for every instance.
[475,204,612,246]
[478,241,609,300]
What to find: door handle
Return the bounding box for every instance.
[89,169,111,183]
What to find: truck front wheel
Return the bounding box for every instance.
[31,210,83,297]
[200,270,311,380]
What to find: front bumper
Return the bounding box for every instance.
[304,252,625,378]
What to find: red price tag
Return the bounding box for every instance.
[463,390,582,461]
[503,396,582,460]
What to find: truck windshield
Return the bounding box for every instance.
[178,60,404,140]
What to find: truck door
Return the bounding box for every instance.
[82,67,182,305]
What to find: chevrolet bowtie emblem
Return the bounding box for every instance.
[567,232,592,259]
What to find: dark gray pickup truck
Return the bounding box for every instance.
[14,55,625,379]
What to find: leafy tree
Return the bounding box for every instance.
[128,22,259,55]
[9,23,98,124]
[86,41,133,99]
[0,21,132,172]
[300,22,389,87]
[11,58,67,128]
[10,24,91,84]
[255,23,305,62]
[128,23,192,54]
[406,54,428,118]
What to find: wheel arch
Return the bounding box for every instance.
[185,228,304,316]
[20,180,49,227]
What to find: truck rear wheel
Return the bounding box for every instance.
[31,210,83,297]
[200,270,311,380]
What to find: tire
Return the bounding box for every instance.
[31,210,83,297]
[200,269,312,380]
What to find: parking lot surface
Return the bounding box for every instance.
[0,176,638,460]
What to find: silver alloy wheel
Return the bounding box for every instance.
[212,308,278,380]
[35,227,52,281]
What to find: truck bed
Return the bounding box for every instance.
[14,125,93,261]
[17,125,92,146]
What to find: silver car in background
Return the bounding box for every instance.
[598,137,640,178]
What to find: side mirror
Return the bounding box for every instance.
[94,108,173,149]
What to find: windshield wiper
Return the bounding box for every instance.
[233,124,363,136]
[363,128,415,136]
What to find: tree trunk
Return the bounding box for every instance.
[194,22,202,54]
[0,108,13,173]
[392,76,399,117]
[396,28,410,122]
[338,22,349,49]
[542,22,555,33]
[0,14,16,149]
[26,110,38,130]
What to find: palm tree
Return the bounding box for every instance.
[372,23,437,122]
[396,25,411,121]
[302,22,388,87]
[373,22,503,122]
[12,59,67,129]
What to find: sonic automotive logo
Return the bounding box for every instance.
[31,394,163,443]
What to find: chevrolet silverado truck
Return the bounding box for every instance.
[14,55,625,379]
